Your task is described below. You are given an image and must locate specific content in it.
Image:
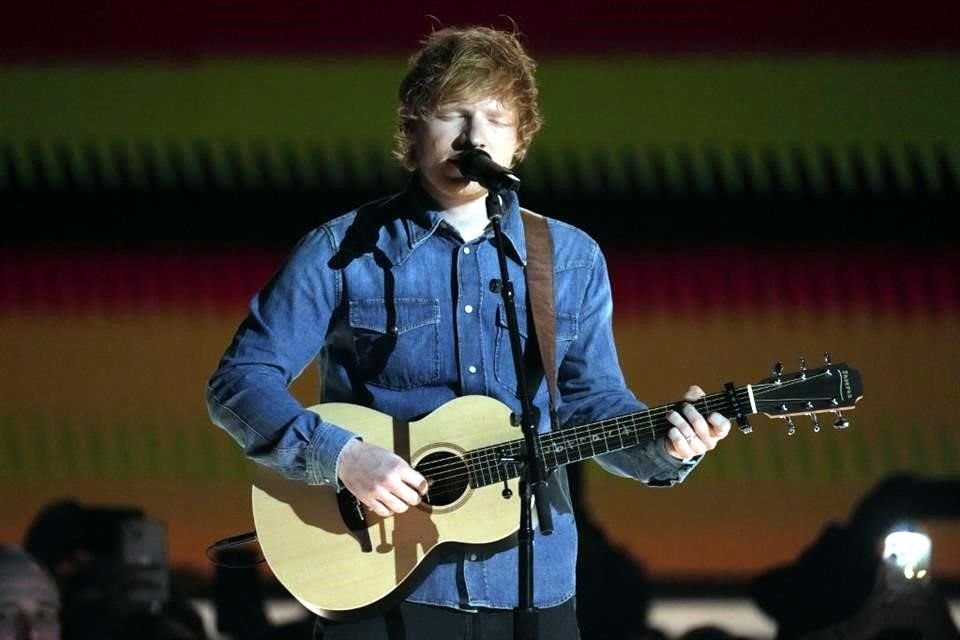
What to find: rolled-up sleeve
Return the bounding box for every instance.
[205,227,358,487]
[555,245,699,487]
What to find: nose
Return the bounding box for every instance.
[11,610,54,640]
[461,113,489,151]
[14,610,29,640]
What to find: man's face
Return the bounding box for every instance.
[0,575,60,640]
[413,96,520,208]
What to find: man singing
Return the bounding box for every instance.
[207,25,731,640]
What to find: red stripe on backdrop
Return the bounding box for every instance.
[606,249,960,317]
[0,249,280,313]
[2,1,959,60]
[1,248,958,315]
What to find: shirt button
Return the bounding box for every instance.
[468,366,477,374]
[463,247,471,254]
[464,305,474,314]
[469,554,478,561]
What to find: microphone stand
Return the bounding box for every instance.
[484,188,554,640]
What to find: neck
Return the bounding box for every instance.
[464,388,750,488]
[440,196,490,242]
[417,175,494,243]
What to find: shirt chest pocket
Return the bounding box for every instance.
[348,297,441,390]
[495,304,578,396]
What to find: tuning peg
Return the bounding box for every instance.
[800,357,807,379]
[809,413,821,433]
[824,352,832,366]
[833,411,850,429]
[773,360,784,383]
[784,416,797,436]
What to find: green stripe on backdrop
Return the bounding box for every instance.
[0,414,246,480]
[2,58,959,191]
[940,428,959,474]
[850,425,873,480]
[1,413,955,483]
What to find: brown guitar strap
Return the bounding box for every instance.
[520,209,560,425]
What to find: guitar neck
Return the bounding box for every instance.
[466,386,753,489]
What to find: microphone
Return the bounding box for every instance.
[453,149,520,192]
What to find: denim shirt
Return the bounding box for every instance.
[206,179,698,611]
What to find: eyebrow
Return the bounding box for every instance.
[436,102,514,115]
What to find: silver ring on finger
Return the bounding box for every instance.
[685,433,697,444]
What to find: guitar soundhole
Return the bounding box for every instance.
[416,451,469,507]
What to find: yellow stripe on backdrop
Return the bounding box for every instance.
[1,306,958,579]
[592,308,960,578]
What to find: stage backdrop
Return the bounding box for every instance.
[2,1,959,588]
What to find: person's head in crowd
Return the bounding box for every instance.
[23,499,179,639]
[0,545,60,640]
[23,499,143,588]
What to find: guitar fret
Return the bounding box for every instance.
[542,440,555,470]
[483,448,495,487]
[613,420,625,449]
[475,451,486,487]
[475,448,487,488]
[598,421,612,454]
[465,451,476,487]
[555,430,567,465]
[487,447,500,484]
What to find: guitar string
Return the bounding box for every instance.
[416,378,825,485]
[420,374,844,489]
[415,379,794,480]
[413,388,747,478]
[417,389,754,488]
[417,374,845,492]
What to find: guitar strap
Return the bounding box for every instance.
[520,209,560,427]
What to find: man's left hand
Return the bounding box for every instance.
[664,385,732,460]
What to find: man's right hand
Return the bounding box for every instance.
[337,439,429,517]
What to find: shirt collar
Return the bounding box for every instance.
[388,175,527,267]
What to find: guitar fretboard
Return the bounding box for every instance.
[465,390,745,489]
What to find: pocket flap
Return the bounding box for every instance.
[349,298,440,335]
[496,304,578,341]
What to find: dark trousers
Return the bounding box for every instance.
[315,599,580,640]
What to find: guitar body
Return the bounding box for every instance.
[251,395,522,620]
[249,361,863,620]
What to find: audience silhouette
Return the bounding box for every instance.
[11,473,958,639]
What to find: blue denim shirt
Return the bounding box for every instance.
[206,179,698,610]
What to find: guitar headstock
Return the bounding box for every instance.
[749,354,863,435]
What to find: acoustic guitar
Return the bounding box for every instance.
[251,358,863,620]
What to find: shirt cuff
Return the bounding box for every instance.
[306,420,361,487]
[642,437,701,487]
